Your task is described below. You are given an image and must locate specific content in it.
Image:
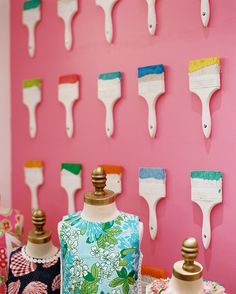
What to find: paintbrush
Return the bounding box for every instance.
[24,160,44,210]
[98,72,122,138]
[138,64,165,138]
[189,57,221,138]
[100,165,123,194]
[201,0,210,27]
[191,171,222,249]
[61,163,82,213]
[57,0,78,50]
[139,168,166,240]
[23,78,42,138]
[146,0,157,35]
[96,0,119,43]
[22,0,41,57]
[58,74,79,138]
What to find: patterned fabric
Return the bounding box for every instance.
[9,249,37,277]
[59,212,141,294]
[146,278,227,294]
[0,209,23,291]
[6,247,61,293]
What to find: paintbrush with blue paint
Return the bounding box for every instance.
[139,168,166,240]
[138,64,165,138]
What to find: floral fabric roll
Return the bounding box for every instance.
[146,278,226,294]
[0,209,23,292]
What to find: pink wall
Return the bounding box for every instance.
[0,0,11,208]
[11,0,236,291]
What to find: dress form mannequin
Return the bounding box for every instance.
[81,166,144,240]
[25,209,58,259]
[59,167,143,293]
[169,237,204,294]
[7,209,61,293]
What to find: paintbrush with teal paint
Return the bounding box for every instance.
[98,72,122,138]
[23,0,41,57]
[61,163,82,213]
[191,171,222,249]
[139,168,166,240]
[138,65,165,138]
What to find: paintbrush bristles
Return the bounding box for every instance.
[189,64,220,77]
[139,168,166,180]
[100,165,123,174]
[189,57,220,73]
[139,73,164,83]
[191,171,222,202]
[23,0,41,11]
[191,171,222,180]
[23,79,41,89]
[24,161,44,168]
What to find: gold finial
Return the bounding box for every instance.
[28,209,51,244]
[182,237,199,273]
[92,167,106,197]
[84,167,116,205]
[172,237,203,282]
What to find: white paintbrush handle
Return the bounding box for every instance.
[147,201,157,240]
[65,104,73,138]
[148,101,157,138]
[28,105,37,138]
[201,0,210,27]
[147,0,156,35]
[105,104,114,138]
[31,187,39,210]
[202,207,211,249]
[28,25,36,57]
[104,7,113,43]
[67,191,75,214]
[201,97,211,138]
[64,18,72,50]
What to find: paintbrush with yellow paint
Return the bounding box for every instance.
[24,161,44,210]
[189,57,221,138]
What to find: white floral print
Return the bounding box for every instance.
[59,212,141,294]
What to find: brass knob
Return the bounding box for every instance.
[182,237,199,273]
[32,209,46,236]
[28,209,51,244]
[84,167,116,206]
[92,167,106,197]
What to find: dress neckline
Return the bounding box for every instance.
[78,211,124,224]
[21,246,60,264]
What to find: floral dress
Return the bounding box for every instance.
[59,212,141,294]
[0,209,23,293]
[146,278,226,294]
[6,246,61,293]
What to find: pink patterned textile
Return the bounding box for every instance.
[148,278,226,294]
[0,209,23,291]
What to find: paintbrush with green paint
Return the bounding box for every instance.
[191,171,222,249]
[61,163,82,213]
[23,78,42,138]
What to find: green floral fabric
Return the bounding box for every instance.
[59,212,141,294]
